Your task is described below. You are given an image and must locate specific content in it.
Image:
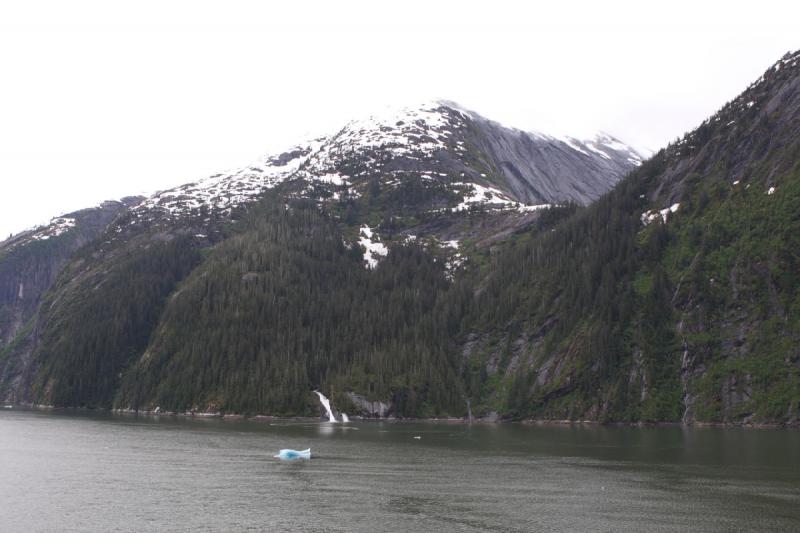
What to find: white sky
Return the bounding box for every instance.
[1,0,798,238]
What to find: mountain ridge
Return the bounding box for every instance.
[129,99,641,225]
[0,98,639,409]
[2,49,797,426]
[459,49,800,425]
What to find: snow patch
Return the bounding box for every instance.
[437,237,464,280]
[641,203,680,225]
[451,182,517,212]
[559,137,590,157]
[584,142,612,160]
[516,203,551,213]
[134,143,317,220]
[445,253,465,279]
[296,102,462,185]
[315,173,348,186]
[358,225,388,269]
[26,216,77,242]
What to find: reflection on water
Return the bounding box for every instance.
[0,409,798,532]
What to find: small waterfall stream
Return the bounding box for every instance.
[313,391,337,423]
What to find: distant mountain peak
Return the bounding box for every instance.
[128,100,641,224]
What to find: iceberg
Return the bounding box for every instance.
[275,448,311,460]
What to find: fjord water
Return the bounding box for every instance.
[1,410,798,532]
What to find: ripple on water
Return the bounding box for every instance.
[0,410,798,532]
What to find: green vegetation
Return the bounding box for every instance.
[32,236,201,407]
[115,198,468,416]
[3,54,798,424]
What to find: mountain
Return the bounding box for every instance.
[460,50,800,425]
[0,198,142,348]
[8,48,799,428]
[133,100,640,224]
[0,100,640,411]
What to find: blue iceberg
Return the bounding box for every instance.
[275,448,311,460]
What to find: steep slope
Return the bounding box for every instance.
[462,50,800,425]
[0,198,141,348]
[0,100,641,412]
[5,43,797,424]
[131,101,638,225]
[118,100,641,275]
[115,199,467,416]
[448,101,642,205]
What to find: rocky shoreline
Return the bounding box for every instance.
[4,403,797,429]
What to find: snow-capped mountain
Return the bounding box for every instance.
[0,197,144,254]
[4,50,800,427]
[0,101,641,353]
[130,100,641,224]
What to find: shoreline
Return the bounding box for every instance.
[4,403,797,429]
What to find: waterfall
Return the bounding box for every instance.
[341,412,350,423]
[313,390,337,423]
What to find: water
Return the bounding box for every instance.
[1,409,798,532]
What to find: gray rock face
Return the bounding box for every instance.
[346,392,391,418]
[130,100,641,226]
[449,103,643,205]
[114,100,641,278]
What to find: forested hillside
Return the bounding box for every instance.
[1,99,637,415]
[0,199,140,349]
[1,52,798,426]
[460,51,800,424]
[115,200,470,416]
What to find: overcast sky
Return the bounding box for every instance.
[1,1,798,238]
